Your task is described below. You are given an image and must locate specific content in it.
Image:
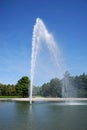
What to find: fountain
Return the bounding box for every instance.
[0,19,87,130]
[30,18,66,104]
[0,19,86,130]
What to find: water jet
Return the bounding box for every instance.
[30,18,65,104]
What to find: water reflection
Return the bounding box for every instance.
[0,101,87,130]
[14,102,33,130]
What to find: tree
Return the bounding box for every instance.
[40,83,50,97]
[50,78,61,97]
[5,84,16,96]
[40,78,61,97]
[15,76,30,97]
[61,71,77,97]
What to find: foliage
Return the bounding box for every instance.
[39,72,87,98]
[0,73,87,98]
[33,86,41,96]
[15,76,30,97]
[40,78,62,97]
[0,84,16,96]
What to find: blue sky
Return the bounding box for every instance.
[0,0,87,85]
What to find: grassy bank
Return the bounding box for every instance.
[0,96,21,98]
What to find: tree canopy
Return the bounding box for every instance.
[40,78,61,97]
[15,76,30,97]
[0,72,87,98]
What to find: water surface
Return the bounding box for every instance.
[0,101,87,130]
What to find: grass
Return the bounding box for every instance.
[0,96,21,98]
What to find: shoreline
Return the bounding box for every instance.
[0,97,87,102]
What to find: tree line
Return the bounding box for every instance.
[0,76,30,97]
[38,72,87,98]
[0,72,87,98]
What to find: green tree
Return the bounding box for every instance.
[50,78,61,97]
[5,84,16,96]
[15,76,30,97]
[79,73,87,90]
[40,83,50,97]
[40,78,61,97]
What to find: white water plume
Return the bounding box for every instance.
[30,18,66,104]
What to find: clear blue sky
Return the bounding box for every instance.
[0,0,87,85]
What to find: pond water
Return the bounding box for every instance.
[0,101,87,130]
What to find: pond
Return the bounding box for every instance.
[0,101,87,130]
